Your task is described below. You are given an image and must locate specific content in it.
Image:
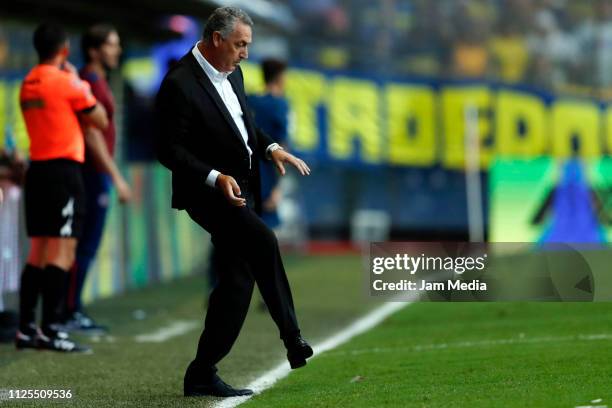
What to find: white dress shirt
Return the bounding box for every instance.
[191,43,281,188]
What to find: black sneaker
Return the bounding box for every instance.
[15,327,38,350]
[37,329,92,353]
[62,311,108,335]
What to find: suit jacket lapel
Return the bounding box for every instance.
[186,53,249,151]
[228,73,257,151]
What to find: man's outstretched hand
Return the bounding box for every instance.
[216,174,247,207]
[270,149,311,176]
[216,150,310,207]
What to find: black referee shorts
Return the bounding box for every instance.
[24,159,86,238]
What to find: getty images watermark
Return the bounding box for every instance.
[368,242,612,302]
[373,252,487,291]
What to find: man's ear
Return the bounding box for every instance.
[212,31,223,47]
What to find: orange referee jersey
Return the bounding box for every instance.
[20,64,97,163]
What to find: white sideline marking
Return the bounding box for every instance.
[134,320,200,343]
[321,333,612,357]
[213,299,414,408]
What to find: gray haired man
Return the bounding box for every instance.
[155,7,313,397]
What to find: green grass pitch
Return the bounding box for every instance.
[1,254,611,407]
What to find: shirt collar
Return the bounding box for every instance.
[192,41,229,83]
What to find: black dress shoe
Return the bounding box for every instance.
[284,335,314,369]
[184,374,253,397]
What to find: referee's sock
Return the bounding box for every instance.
[41,264,68,336]
[18,264,42,334]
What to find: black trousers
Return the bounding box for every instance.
[185,185,300,379]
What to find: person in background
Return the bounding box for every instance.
[248,58,290,229]
[489,18,529,83]
[62,24,132,333]
[0,148,26,312]
[17,22,108,352]
[451,27,490,78]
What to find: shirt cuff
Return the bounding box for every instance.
[266,143,283,160]
[205,169,220,188]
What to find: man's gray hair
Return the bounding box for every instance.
[203,6,253,43]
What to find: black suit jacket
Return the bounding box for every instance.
[155,52,275,215]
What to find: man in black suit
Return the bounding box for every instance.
[155,6,313,398]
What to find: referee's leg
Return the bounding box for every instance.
[18,238,46,332]
[41,237,77,334]
[18,237,76,339]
